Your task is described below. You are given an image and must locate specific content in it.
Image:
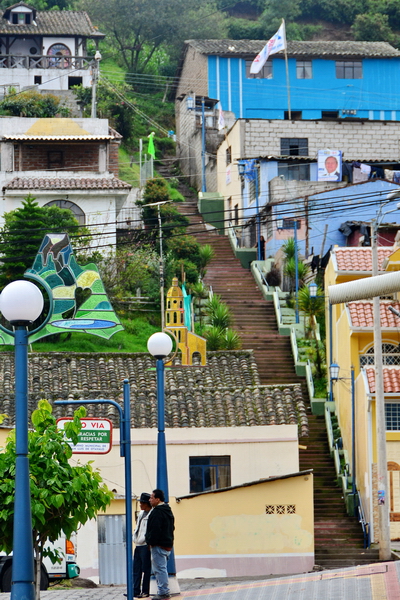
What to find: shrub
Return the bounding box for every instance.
[265,263,281,287]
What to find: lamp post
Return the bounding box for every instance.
[147,332,178,583]
[330,363,356,515]
[91,49,102,119]
[0,279,52,600]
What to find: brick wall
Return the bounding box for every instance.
[108,141,119,177]
[15,143,100,172]
[243,120,400,161]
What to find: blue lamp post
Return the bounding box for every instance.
[0,279,53,600]
[147,332,177,576]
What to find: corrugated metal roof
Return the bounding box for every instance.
[186,39,400,58]
[3,135,113,141]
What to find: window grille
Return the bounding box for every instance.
[360,343,400,367]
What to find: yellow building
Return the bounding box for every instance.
[325,245,400,542]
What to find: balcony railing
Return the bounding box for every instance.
[0,55,92,69]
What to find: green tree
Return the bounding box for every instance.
[0,89,70,118]
[0,195,90,287]
[78,0,227,73]
[0,400,113,598]
[352,12,395,42]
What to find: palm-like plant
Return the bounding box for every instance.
[199,244,215,279]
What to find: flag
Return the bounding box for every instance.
[250,21,286,75]
[218,104,225,130]
[147,131,155,159]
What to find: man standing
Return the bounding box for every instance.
[133,493,152,598]
[145,489,175,600]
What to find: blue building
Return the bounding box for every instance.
[176,40,400,121]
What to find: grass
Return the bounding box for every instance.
[0,317,160,354]
[118,147,140,188]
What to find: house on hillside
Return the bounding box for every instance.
[0,116,135,249]
[175,40,400,191]
[216,119,400,252]
[0,350,312,582]
[325,245,400,544]
[0,2,104,99]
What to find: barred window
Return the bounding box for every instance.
[360,343,400,367]
[385,404,400,430]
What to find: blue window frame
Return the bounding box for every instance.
[189,456,231,493]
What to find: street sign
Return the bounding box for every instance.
[57,417,113,454]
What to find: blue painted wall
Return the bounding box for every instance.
[267,180,400,257]
[208,56,400,120]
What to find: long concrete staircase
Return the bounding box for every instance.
[158,160,382,569]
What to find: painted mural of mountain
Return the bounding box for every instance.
[0,233,123,344]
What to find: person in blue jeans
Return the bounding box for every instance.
[133,492,152,598]
[145,489,175,600]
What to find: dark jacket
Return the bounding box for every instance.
[145,503,175,548]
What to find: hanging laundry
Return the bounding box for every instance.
[385,169,394,181]
[360,164,371,175]
[369,166,384,179]
[353,167,369,183]
[393,171,400,184]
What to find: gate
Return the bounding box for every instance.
[98,514,126,584]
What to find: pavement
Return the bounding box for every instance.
[0,562,399,600]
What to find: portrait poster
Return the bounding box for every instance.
[317,149,342,182]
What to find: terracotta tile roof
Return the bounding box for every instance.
[186,40,400,59]
[365,367,400,393]
[4,177,131,190]
[0,352,309,436]
[348,300,400,328]
[334,247,392,272]
[0,9,104,38]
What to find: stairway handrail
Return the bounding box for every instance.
[272,290,283,325]
[305,359,315,399]
[227,221,240,248]
[356,491,370,548]
[290,327,299,364]
[255,262,270,291]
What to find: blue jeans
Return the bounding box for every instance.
[150,546,171,595]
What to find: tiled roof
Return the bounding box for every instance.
[4,177,131,190]
[3,135,113,141]
[0,10,104,37]
[0,352,309,436]
[365,367,400,393]
[334,247,393,272]
[348,300,400,328]
[186,40,400,58]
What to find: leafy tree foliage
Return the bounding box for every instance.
[0,195,90,288]
[352,12,396,42]
[78,0,227,73]
[0,400,113,598]
[0,89,70,118]
[98,246,160,299]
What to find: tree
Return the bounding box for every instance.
[0,195,91,287]
[0,400,113,598]
[352,12,395,42]
[0,89,70,118]
[78,0,227,73]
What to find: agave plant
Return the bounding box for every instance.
[224,328,242,350]
[203,326,224,350]
[199,244,215,279]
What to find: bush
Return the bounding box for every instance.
[266,263,281,287]
[0,89,70,117]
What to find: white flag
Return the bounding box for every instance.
[250,21,286,74]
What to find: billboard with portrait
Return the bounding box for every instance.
[317,149,342,182]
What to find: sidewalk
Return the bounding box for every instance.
[0,562,399,600]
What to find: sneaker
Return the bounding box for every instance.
[151,595,171,600]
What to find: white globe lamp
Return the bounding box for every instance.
[0,280,44,323]
[147,332,173,359]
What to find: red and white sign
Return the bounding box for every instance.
[57,417,113,454]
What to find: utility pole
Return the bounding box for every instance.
[371,215,391,560]
[91,50,101,118]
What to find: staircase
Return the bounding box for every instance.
[157,160,383,569]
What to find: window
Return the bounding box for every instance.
[360,343,400,367]
[44,200,85,225]
[246,60,272,79]
[226,146,232,166]
[336,61,362,79]
[281,219,300,230]
[189,456,231,493]
[280,138,308,156]
[296,60,312,79]
[278,163,310,181]
[47,43,71,68]
[284,111,302,121]
[12,12,31,24]
[322,111,339,119]
[249,179,256,205]
[34,76,42,85]
[385,404,400,430]
[69,76,82,89]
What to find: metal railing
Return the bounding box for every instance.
[272,290,282,325]
[255,262,269,291]
[356,491,370,548]
[305,359,315,399]
[290,327,299,365]
[0,55,92,69]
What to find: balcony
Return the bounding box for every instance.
[0,55,92,70]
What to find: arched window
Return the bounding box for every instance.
[47,43,71,68]
[44,200,85,226]
[360,343,400,367]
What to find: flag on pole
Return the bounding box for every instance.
[147,131,156,159]
[250,21,286,74]
[218,104,225,130]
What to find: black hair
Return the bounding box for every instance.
[152,488,165,502]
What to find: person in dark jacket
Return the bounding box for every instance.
[133,492,152,598]
[145,489,175,600]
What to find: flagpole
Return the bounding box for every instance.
[283,20,291,120]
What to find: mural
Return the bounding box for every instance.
[0,233,123,345]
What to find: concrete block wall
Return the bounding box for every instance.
[269,177,347,204]
[243,120,400,161]
[175,46,208,100]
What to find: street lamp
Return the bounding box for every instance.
[147,332,179,585]
[0,279,50,600]
[329,363,356,514]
